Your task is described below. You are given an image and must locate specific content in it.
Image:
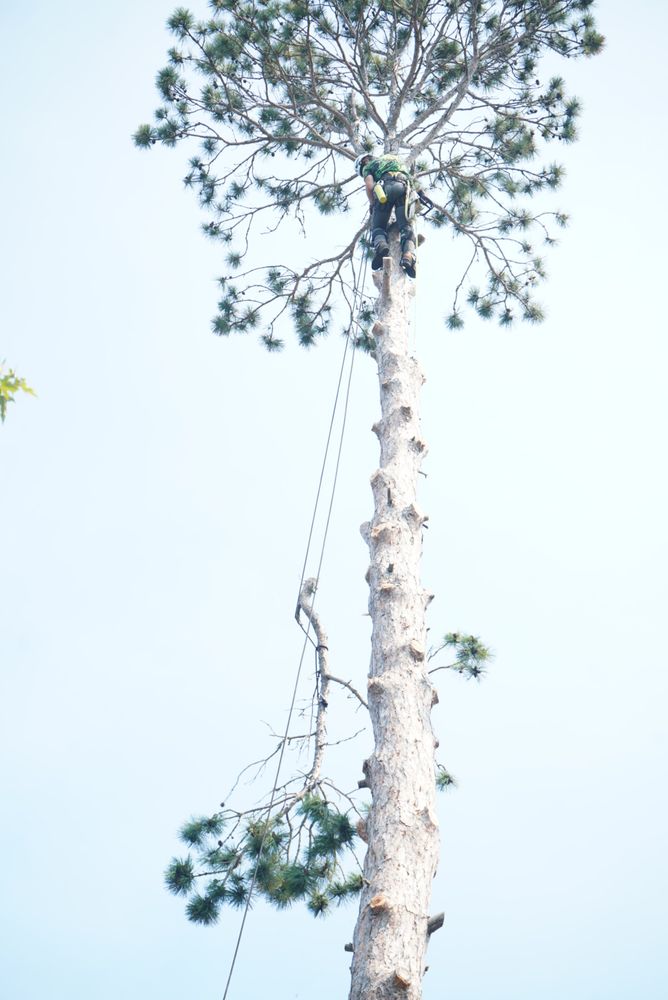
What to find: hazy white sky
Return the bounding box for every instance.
[2,2,667,998]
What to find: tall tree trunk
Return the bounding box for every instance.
[350,233,438,1000]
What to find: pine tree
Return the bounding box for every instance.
[0,363,35,424]
[136,2,603,996]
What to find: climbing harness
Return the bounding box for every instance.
[361,154,425,279]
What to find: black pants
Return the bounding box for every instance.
[370,179,415,252]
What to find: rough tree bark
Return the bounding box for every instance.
[351,228,438,1000]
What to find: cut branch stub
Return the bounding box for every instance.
[408,642,426,662]
[394,970,412,990]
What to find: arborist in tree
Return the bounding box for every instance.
[355,152,433,279]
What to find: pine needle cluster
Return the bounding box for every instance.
[427,631,493,791]
[435,764,457,791]
[429,631,493,680]
[135,0,604,343]
[165,794,362,924]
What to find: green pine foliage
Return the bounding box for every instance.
[428,632,492,792]
[135,0,604,341]
[429,632,493,680]
[165,794,361,924]
[165,857,196,895]
[179,815,226,845]
[446,311,464,330]
[435,765,456,792]
[0,363,35,423]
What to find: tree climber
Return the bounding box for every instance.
[355,152,430,279]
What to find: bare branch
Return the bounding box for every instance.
[325,673,368,710]
[296,578,331,791]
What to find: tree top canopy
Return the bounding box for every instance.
[135,0,604,347]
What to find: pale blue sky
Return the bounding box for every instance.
[2,2,667,998]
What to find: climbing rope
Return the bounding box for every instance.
[220,243,369,1000]
[296,246,369,630]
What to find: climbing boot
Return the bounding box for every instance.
[399,233,417,278]
[400,250,416,278]
[371,240,390,271]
